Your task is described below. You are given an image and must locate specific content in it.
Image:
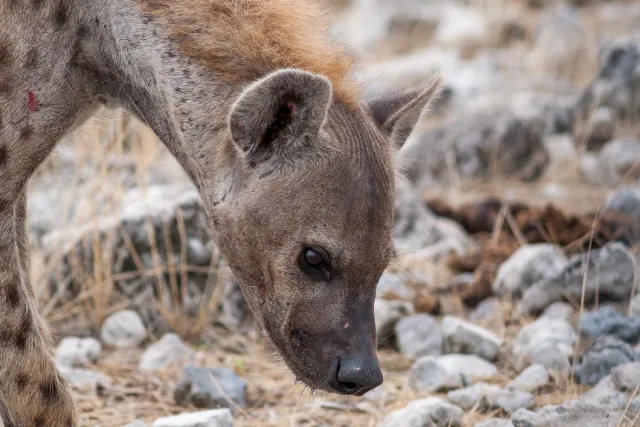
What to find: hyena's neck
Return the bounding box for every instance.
[90,1,242,198]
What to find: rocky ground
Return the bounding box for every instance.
[18,0,640,426]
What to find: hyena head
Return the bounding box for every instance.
[208,69,439,395]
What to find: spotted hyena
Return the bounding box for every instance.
[0,0,440,425]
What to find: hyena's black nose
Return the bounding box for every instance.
[329,355,383,395]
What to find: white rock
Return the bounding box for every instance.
[152,409,233,427]
[512,317,576,372]
[55,337,102,367]
[124,422,148,427]
[541,302,574,322]
[448,383,534,414]
[508,364,550,392]
[492,244,567,297]
[56,363,112,394]
[435,4,488,45]
[139,333,195,372]
[394,314,442,359]
[631,293,640,315]
[474,419,514,427]
[101,310,147,349]
[374,298,414,341]
[409,354,498,392]
[442,316,503,361]
[379,397,463,427]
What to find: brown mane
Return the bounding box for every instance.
[140,0,360,106]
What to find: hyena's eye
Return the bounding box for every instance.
[299,246,331,278]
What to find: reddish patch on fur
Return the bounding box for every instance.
[139,0,360,107]
[27,91,38,112]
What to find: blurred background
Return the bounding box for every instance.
[29,1,640,426]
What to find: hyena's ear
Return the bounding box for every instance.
[366,76,442,150]
[229,69,333,156]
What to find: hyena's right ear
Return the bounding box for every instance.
[229,69,333,158]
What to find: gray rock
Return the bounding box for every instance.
[393,181,470,253]
[174,366,248,410]
[580,375,628,409]
[512,317,576,372]
[580,306,640,343]
[470,298,503,323]
[584,106,615,151]
[374,298,414,343]
[379,397,463,427]
[542,302,575,322]
[575,336,636,385]
[511,400,625,426]
[575,35,640,129]
[442,316,503,361]
[448,383,534,414]
[151,409,233,427]
[508,364,550,392]
[632,293,640,315]
[377,273,415,300]
[585,139,640,185]
[402,110,550,188]
[475,420,514,427]
[629,396,640,414]
[517,242,637,316]
[606,186,640,224]
[493,244,568,298]
[124,422,147,427]
[408,354,498,392]
[138,333,195,372]
[43,185,219,337]
[394,314,442,359]
[610,361,640,391]
[56,363,112,394]
[101,310,147,349]
[55,337,102,367]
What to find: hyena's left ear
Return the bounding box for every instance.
[366,76,442,150]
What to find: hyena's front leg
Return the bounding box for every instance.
[0,190,78,427]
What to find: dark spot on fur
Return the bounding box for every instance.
[0,43,12,67]
[15,372,29,390]
[0,146,7,165]
[4,284,21,309]
[20,126,33,141]
[77,24,89,38]
[54,2,69,28]
[14,310,32,349]
[31,0,44,9]
[40,378,60,404]
[0,76,11,95]
[25,48,39,69]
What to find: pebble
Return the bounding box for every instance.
[511,400,624,426]
[512,316,576,372]
[394,314,443,359]
[379,397,463,427]
[580,306,640,343]
[448,382,535,414]
[377,273,415,300]
[541,302,574,323]
[138,333,195,372]
[57,363,112,394]
[507,364,550,392]
[492,244,567,298]
[374,299,414,342]
[574,336,636,385]
[517,243,637,316]
[442,316,503,361]
[408,354,498,392]
[610,361,640,391]
[151,409,233,427]
[475,419,514,427]
[174,366,248,410]
[101,310,147,349]
[55,337,102,367]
